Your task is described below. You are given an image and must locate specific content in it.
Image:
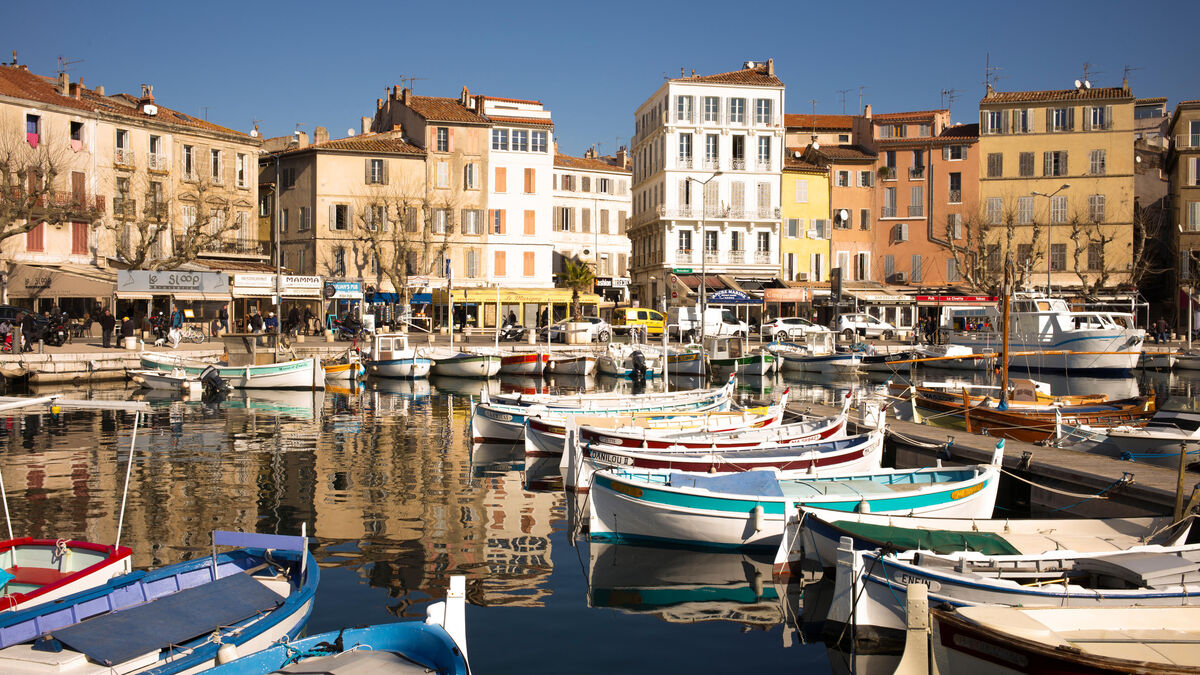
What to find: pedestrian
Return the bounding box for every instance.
[1155,318,1170,344]
[216,306,229,334]
[264,312,279,333]
[99,309,116,348]
[287,306,300,335]
[302,306,314,335]
[248,309,264,333]
[120,316,134,346]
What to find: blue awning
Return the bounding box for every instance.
[411,293,433,304]
[707,289,762,305]
[367,292,400,303]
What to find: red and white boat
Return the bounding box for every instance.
[0,537,132,611]
[499,352,549,376]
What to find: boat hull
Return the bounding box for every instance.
[432,354,502,378]
[547,355,597,376]
[0,538,132,612]
[368,357,433,379]
[710,354,775,376]
[324,362,365,380]
[950,332,1143,375]
[499,353,548,375]
[141,353,323,389]
[667,351,706,375]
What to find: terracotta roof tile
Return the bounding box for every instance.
[83,91,247,137]
[406,95,490,124]
[1136,97,1167,105]
[554,153,630,173]
[672,63,783,87]
[812,144,876,161]
[479,95,542,106]
[981,87,1133,104]
[938,123,979,140]
[783,113,854,130]
[783,153,825,171]
[872,109,947,120]
[0,66,93,112]
[487,115,553,126]
[275,132,425,157]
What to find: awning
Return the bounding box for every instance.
[676,275,728,290]
[9,263,115,299]
[707,289,762,305]
[367,292,400,303]
[171,292,233,302]
[411,293,432,304]
[433,287,601,305]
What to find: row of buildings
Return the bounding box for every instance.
[1,54,1196,331]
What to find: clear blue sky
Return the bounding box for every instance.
[5,0,1198,155]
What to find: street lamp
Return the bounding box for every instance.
[689,172,722,349]
[1031,183,1070,294]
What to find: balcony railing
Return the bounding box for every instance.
[881,206,897,218]
[676,249,693,264]
[15,191,107,214]
[702,157,720,170]
[659,206,697,219]
[144,201,169,221]
[148,153,168,172]
[731,158,746,171]
[908,205,924,217]
[754,251,771,264]
[729,250,744,263]
[757,159,772,171]
[114,148,135,166]
[112,197,136,217]
[181,236,269,257]
[675,112,694,124]
[909,167,925,180]
[677,156,693,169]
[704,251,719,263]
[754,116,781,127]
[948,189,962,203]
[1177,134,1200,149]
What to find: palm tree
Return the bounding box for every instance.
[560,257,595,320]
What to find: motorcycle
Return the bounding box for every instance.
[500,320,526,342]
[332,318,366,342]
[41,316,68,347]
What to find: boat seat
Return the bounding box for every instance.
[668,470,783,498]
[7,566,70,586]
[781,480,896,499]
[277,648,439,673]
[1073,550,1200,588]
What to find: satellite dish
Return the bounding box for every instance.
[812,141,820,150]
[1074,79,1082,89]
[249,129,259,138]
[792,150,801,158]
[347,129,356,136]
[143,104,158,116]
[838,209,850,222]
[1084,80,1092,89]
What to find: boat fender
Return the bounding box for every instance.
[856,499,871,513]
[216,644,239,664]
[752,505,765,532]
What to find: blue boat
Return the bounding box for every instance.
[207,576,470,674]
[0,530,317,674]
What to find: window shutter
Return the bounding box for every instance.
[329,204,336,229]
[1000,110,1009,134]
[1043,152,1051,176]
[1105,105,1113,130]
[679,180,687,207]
[943,146,950,160]
[495,167,506,192]
[962,146,968,160]
[499,210,506,234]
[1061,151,1068,175]
[1046,108,1053,132]
[461,210,469,234]
[382,160,389,185]
[1068,107,1075,131]
[1083,108,1091,131]
[524,209,535,235]
[979,111,986,133]
[365,158,371,183]
[347,205,354,228]
[553,174,558,190]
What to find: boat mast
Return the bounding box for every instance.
[999,255,1011,410]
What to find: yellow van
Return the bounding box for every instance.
[611,308,665,336]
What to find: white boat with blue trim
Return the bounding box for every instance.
[423,348,502,379]
[140,351,324,390]
[365,333,432,379]
[588,442,1003,550]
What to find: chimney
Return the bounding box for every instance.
[391,123,403,137]
[681,67,686,77]
[69,82,81,99]
[95,85,104,96]
[460,85,470,107]
[691,69,695,77]
[393,85,401,100]
[402,87,411,106]
[766,58,774,76]
[377,98,383,111]
[314,126,329,144]
[361,116,371,135]
[57,71,68,96]
[864,103,872,119]
[139,83,154,102]
[584,145,596,159]
[295,131,308,149]
[616,147,628,168]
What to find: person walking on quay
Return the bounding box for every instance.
[264,312,279,333]
[20,311,36,352]
[99,309,116,349]
[1155,318,1170,344]
[248,309,264,333]
[302,306,314,335]
[216,306,229,335]
[286,306,300,336]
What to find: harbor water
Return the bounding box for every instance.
[0,365,1196,673]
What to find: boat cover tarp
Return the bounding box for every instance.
[49,572,284,666]
[826,519,1021,556]
[669,470,783,497]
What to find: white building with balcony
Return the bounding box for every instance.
[628,60,784,309]
[552,149,632,303]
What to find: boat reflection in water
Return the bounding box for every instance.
[588,541,782,629]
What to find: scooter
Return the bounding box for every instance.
[500,320,526,342]
[42,317,68,347]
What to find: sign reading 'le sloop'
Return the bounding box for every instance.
[118,270,230,293]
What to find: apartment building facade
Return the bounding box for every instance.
[552,150,632,303]
[780,152,830,283]
[977,83,1136,291]
[629,60,785,308]
[1168,100,1200,328]
[802,143,877,284]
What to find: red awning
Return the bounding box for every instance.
[676,275,727,290]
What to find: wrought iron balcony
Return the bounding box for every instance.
[702,157,720,170]
[908,205,924,217]
[112,197,136,217]
[676,249,693,264]
[731,158,746,171]
[728,250,744,263]
[881,206,897,218]
[909,167,926,180]
[704,251,719,263]
[677,156,693,169]
[114,148,135,167]
[754,251,771,264]
[148,153,169,172]
[948,189,962,203]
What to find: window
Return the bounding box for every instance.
[332,247,346,276]
[492,128,508,151]
[950,213,963,239]
[909,186,923,217]
[436,127,449,152]
[1050,107,1071,132]
[436,161,449,188]
[71,221,88,255]
[281,166,295,190]
[115,128,129,150]
[512,130,528,152]
[26,222,43,252]
[883,255,894,278]
[259,194,271,217]
[755,99,772,125]
[948,172,962,203]
[1050,243,1066,271]
[986,245,1001,272]
[883,187,897,218]
[556,206,573,231]
[676,95,693,122]
[860,209,871,231]
[331,204,349,231]
[25,113,40,148]
[495,166,507,192]
[1088,194,1106,222]
[757,136,770,167]
[703,134,719,166]
[731,135,745,166]
[1088,242,1104,271]
[985,110,1004,134]
[1017,243,1033,266]
[837,171,850,187]
[1089,149,1106,175]
[461,209,482,235]
[893,223,909,242]
[786,219,800,238]
[210,149,222,182]
[1019,152,1034,177]
[705,230,718,252]
[986,197,1003,225]
[532,131,547,153]
[911,255,922,283]
[464,163,477,189]
[794,179,808,203]
[523,251,535,277]
[1044,151,1067,176]
[1013,108,1032,133]
[364,204,387,231]
[431,208,450,234]
[299,206,311,231]
[368,158,385,184]
[236,153,247,187]
[858,170,874,187]
[946,258,960,282]
[279,208,289,233]
[987,153,1003,177]
[1087,106,1110,130]
[678,133,692,161]
[183,145,195,178]
[703,96,719,122]
[730,231,742,251]
[598,177,612,194]
[757,231,770,252]
[523,168,535,193]
[1190,202,1200,231]
[1050,195,1068,224]
[1018,196,1034,224]
[70,121,84,144]
[854,253,870,281]
[678,229,692,251]
[493,251,506,277]
[946,145,966,160]
[918,123,931,137]
[885,150,896,172]
[728,98,745,124]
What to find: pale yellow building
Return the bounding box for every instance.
[780,151,830,283]
[978,83,1135,290]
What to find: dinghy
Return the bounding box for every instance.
[206,576,469,675]
[424,348,502,378]
[666,345,706,376]
[0,538,132,613]
[706,336,776,376]
[365,334,431,379]
[0,529,317,674]
[545,352,597,376]
[140,351,324,390]
[596,343,663,379]
[323,349,365,381]
[500,352,549,376]
[588,442,1003,550]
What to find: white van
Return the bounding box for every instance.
[667,306,749,341]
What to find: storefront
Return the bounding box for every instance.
[847,290,918,336]
[115,270,232,333]
[706,288,762,326]
[324,281,363,329]
[593,277,630,305]
[763,285,831,325]
[6,263,116,318]
[230,274,323,332]
[432,287,601,330]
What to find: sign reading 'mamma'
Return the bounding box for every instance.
[117,270,230,294]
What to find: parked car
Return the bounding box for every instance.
[761,317,831,341]
[544,316,611,343]
[837,313,897,340]
[667,307,749,342]
[610,308,665,336]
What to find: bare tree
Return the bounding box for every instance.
[943,202,997,293]
[1129,197,1169,289]
[351,181,461,294]
[0,128,103,245]
[1068,208,1117,298]
[103,174,241,270]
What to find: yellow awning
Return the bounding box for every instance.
[432,287,601,305]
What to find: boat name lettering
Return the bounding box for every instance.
[590,451,634,467]
[950,634,1028,667]
[600,437,625,445]
[611,481,643,498]
[484,411,514,422]
[892,573,941,592]
[950,482,984,500]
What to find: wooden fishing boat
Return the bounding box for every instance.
[828,538,1200,641]
[128,367,214,393]
[778,505,1191,573]
[423,348,502,378]
[666,345,706,376]
[596,343,664,379]
[499,351,549,376]
[913,344,995,371]
[0,538,132,613]
[207,576,469,675]
[323,348,365,381]
[0,529,317,674]
[930,604,1200,675]
[140,351,324,390]
[366,334,431,379]
[858,349,919,373]
[545,352,597,376]
[706,336,776,376]
[471,374,736,443]
[893,380,1110,407]
[588,443,1003,550]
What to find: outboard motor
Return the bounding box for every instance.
[199,365,227,402]
[630,350,647,384]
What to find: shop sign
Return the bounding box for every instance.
[594,277,614,288]
[118,270,229,294]
[613,277,630,288]
[325,281,363,299]
[281,275,322,297]
[672,268,693,274]
[915,295,997,303]
[233,273,274,288]
[707,289,761,304]
[858,294,911,303]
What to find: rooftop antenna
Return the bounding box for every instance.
[200,106,208,121]
[940,88,960,109]
[857,86,869,115]
[1082,62,1102,86]
[983,53,1005,91]
[1122,64,1141,86]
[401,75,427,92]
[809,99,819,140]
[836,89,851,115]
[56,55,83,76]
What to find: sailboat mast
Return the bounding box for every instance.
[999,261,1011,409]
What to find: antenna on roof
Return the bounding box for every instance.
[857,86,869,115]
[401,75,427,93]
[836,89,850,115]
[1082,62,1102,86]
[809,99,819,140]
[200,106,208,121]
[56,55,83,76]
[940,88,960,109]
[1122,64,1141,87]
[983,53,1005,91]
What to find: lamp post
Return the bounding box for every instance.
[689,172,722,350]
[1031,183,1070,294]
